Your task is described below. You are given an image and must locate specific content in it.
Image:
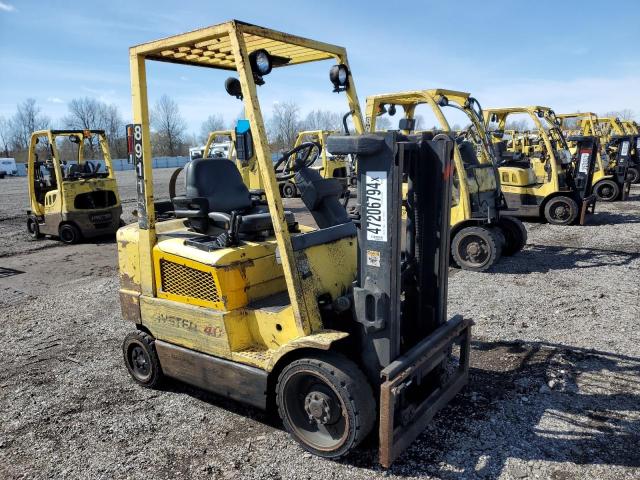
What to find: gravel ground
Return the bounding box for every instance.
[0,170,639,479]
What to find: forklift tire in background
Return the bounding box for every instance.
[625,166,640,184]
[122,331,164,388]
[451,226,502,272]
[58,223,82,244]
[27,216,43,239]
[276,351,376,458]
[281,181,297,198]
[543,196,579,225]
[593,179,620,202]
[496,216,527,256]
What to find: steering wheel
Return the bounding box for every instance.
[273,141,321,180]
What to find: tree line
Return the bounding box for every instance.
[0,96,351,162]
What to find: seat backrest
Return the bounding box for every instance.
[458,141,480,166]
[184,158,252,213]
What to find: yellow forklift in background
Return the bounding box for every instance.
[118,20,471,467]
[594,116,639,185]
[557,113,631,201]
[276,130,349,198]
[484,107,598,226]
[365,89,527,271]
[27,129,122,244]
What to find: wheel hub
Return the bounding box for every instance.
[131,346,149,374]
[466,241,481,257]
[304,391,334,424]
[553,204,568,218]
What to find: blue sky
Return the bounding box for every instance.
[1,0,639,134]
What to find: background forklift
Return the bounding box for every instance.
[594,116,639,185]
[276,130,349,198]
[484,107,598,226]
[27,129,123,244]
[365,89,527,272]
[119,20,471,467]
[557,112,631,201]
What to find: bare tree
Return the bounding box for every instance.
[268,101,301,151]
[10,98,50,151]
[375,117,392,130]
[151,95,188,156]
[603,109,635,121]
[200,114,225,143]
[0,116,10,157]
[302,110,341,132]
[63,97,103,153]
[100,103,125,158]
[505,119,529,131]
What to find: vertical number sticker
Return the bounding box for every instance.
[578,152,590,174]
[365,171,387,242]
[131,124,148,229]
[621,141,630,156]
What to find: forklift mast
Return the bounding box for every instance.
[327,131,472,466]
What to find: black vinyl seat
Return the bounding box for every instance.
[172,157,296,234]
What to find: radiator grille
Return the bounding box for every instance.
[159,259,220,304]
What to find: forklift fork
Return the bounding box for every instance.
[379,315,472,467]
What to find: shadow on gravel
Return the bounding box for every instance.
[155,340,640,477]
[491,244,640,274]
[372,340,640,478]
[588,211,640,225]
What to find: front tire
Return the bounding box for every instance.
[544,196,578,225]
[27,217,43,239]
[496,216,527,256]
[625,166,640,184]
[276,352,375,458]
[451,226,502,272]
[593,179,620,202]
[122,331,163,388]
[59,223,81,244]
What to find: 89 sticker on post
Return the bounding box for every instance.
[365,171,387,242]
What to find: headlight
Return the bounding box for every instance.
[329,64,349,92]
[249,49,272,76]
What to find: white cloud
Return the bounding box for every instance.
[47,97,64,104]
[0,1,15,12]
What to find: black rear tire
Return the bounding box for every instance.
[59,223,82,244]
[276,351,375,458]
[496,216,527,256]
[281,182,297,198]
[593,179,620,202]
[544,196,578,225]
[451,226,502,272]
[27,217,43,239]
[122,331,163,388]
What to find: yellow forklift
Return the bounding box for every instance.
[27,129,123,244]
[484,107,598,226]
[118,20,471,467]
[276,130,349,198]
[365,89,527,271]
[621,119,640,183]
[557,112,631,201]
[594,116,639,185]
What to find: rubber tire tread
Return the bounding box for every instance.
[275,351,376,459]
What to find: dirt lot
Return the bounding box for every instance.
[1,170,639,479]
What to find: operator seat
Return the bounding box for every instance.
[172,157,296,235]
[458,141,480,166]
[494,141,529,168]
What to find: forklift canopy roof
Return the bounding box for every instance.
[368,89,471,105]
[131,20,345,70]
